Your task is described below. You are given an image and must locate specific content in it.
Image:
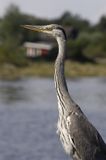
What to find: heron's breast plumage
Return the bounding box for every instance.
[57,102,74,155]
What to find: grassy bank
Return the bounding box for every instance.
[0,61,106,80]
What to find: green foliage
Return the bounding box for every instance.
[56,11,90,31]
[0,4,40,66]
[97,16,106,32]
[67,39,90,62]
[1,5,22,43]
[84,34,106,58]
[0,42,28,66]
[0,4,40,44]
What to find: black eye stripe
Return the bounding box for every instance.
[56,27,67,40]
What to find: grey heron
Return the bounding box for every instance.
[22,24,106,160]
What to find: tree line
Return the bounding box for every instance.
[0,4,106,66]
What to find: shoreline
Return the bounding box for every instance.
[0,61,106,80]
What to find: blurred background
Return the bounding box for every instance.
[0,0,106,160]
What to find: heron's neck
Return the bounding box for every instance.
[54,37,71,112]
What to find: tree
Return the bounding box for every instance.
[97,16,106,32]
[0,4,31,66]
[55,11,90,32]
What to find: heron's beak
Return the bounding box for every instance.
[21,25,52,34]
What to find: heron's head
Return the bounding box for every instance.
[22,24,67,40]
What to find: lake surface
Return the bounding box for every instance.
[0,77,106,160]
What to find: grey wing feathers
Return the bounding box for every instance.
[67,107,106,160]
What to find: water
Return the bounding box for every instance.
[0,77,106,160]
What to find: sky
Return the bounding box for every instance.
[0,0,106,24]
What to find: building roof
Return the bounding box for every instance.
[24,42,53,50]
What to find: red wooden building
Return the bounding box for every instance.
[24,42,53,58]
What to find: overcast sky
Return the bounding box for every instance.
[0,0,106,24]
